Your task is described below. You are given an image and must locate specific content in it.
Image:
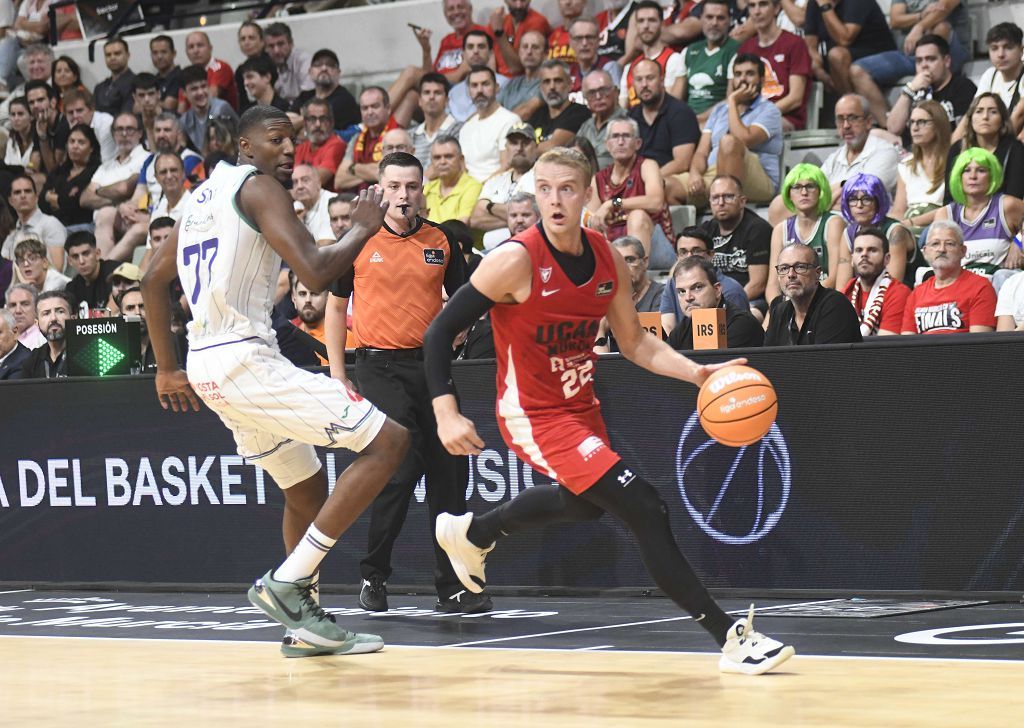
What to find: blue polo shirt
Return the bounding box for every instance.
[705,94,783,191]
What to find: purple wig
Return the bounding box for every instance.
[840,173,891,227]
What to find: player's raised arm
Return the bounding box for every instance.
[605,247,746,387]
[140,218,200,413]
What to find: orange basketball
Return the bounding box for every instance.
[697,365,778,447]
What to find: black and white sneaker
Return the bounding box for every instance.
[719,604,795,675]
[436,590,494,614]
[359,575,389,612]
[435,512,493,594]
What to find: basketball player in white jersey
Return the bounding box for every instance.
[141,105,411,657]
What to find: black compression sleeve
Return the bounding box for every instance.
[424,282,497,399]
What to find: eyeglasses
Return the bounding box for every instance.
[790,182,819,194]
[114,126,140,134]
[15,254,42,265]
[570,33,598,43]
[835,114,866,126]
[775,262,817,275]
[677,247,708,257]
[848,195,875,206]
[710,193,738,204]
[908,118,934,128]
[584,86,613,99]
[925,240,961,250]
[623,255,647,266]
[607,132,634,141]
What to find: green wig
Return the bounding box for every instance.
[948,147,1004,204]
[781,163,832,215]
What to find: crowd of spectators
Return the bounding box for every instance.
[2,0,1024,382]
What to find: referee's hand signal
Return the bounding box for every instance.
[351,184,389,234]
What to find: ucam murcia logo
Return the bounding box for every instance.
[577,435,606,461]
[708,369,763,395]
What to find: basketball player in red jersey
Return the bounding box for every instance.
[423,148,795,675]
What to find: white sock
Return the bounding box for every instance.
[274,526,336,583]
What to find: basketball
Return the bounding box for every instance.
[697,365,778,447]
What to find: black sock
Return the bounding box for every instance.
[466,484,604,548]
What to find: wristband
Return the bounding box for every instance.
[819,2,834,12]
[1014,234,1023,251]
[486,200,495,215]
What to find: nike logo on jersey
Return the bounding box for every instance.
[541,289,560,297]
[370,251,384,263]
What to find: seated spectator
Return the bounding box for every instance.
[870,35,975,141]
[179,65,239,153]
[149,34,182,112]
[264,22,313,105]
[62,87,115,163]
[0,3,77,93]
[234,22,268,112]
[0,42,52,128]
[841,226,911,336]
[933,147,1024,277]
[139,215,179,274]
[113,285,159,371]
[496,30,547,120]
[382,129,416,157]
[620,1,676,110]
[5,96,39,172]
[628,59,699,187]
[614,235,665,312]
[577,69,627,170]
[291,163,335,242]
[0,307,30,379]
[659,226,751,333]
[803,0,895,97]
[529,60,591,152]
[459,67,521,182]
[507,190,540,235]
[203,119,238,172]
[424,135,482,225]
[105,262,141,315]
[471,121,537,234]
[289,270,329,364]
[764,242,863,345]
[549,0,587,62]
[184,31,238,110]
[701,174,772,304]
[891,100,953,239]
[13,237,68,292]
[26,80,69,175]
[149,153,191,224]
[902,220,997,334]
[132,73,164,149]
[668,0,738,123]
[673,54,782,207]
[740,0,811,131]
[328,194,355,240]
[567,17,622,97]
[946,94,1024,202]
[489,0,551,77]
[971,23,1024,137]
[767,164,849,302]
[2,174,66,271]
[93,37,136,116]
[334,86,401,192]
[448,30,510,123]
[82,112,148,260]
[138,112,204,205]
[411,73,462,176]
[18,289,73,379]
[237,54,288,113]
[667,256,764,350]
[295,99,345,191]
[291,49,359,132]
[590,117,674,269]
[5,283,45,349]
[839,173,915,285]
[995,267,1024,331]
[38,124,101,232]
[64,230,120,312]
[51,55,86,111]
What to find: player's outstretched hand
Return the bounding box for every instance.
[692,357,748,387]
[351,184,389,235]
[156,369,201,413]
[437,412,485,456]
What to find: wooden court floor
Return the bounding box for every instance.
[2,636,1022,726]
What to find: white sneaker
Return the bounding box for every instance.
[435,512,494,594]
[719,604,795,675]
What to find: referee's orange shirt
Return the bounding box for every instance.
[330,219,465,350]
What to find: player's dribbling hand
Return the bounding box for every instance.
[156,369,201,413]
[351,185,389,234]
[437,412,485,456]
[691,357,748,386]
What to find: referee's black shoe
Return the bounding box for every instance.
[436,590,493,614]
[359,575,389,612]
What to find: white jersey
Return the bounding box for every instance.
[178,161,279,346]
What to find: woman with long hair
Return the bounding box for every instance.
[3,97,40,173]
[51,55,86,110]
[946,93,1024,201]
[934,147,1024,275]
[892,100,952,235]
[840,173,916,286]
[38,124,102,232]
[766,163,848,302]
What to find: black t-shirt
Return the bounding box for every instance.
[701,209,772,289]
[528,102,591,142]
[93,71,138,116]
[804,0,895,56]
[67,259,121,310]
[240,93,291,114]
[764,286,863,346]
[18,345,67,379]
[629,95,700,167]
[156,66,182,104]
[899,74,977,148]
[668,301,765,350]
[291,85,361,131]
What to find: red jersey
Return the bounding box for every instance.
[295,135,346,191]
[841,276,911,335]
[548,25,576,62]
[901,269,997,334]
[739,30,811,130]
[498,10,552,76]
[624,47,675,108]
[435,26,493,73]
[595,156,673,242]
[490,224,622,492]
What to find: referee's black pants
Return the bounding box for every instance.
[354,348,467,598]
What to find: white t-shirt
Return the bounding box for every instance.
[92,111,116,164]
[995,269,1024,326]
[821,133,900,195]
[4,135,33,167]
[777,0,809,36]
[302,188,335,242]
[459,106,521,182]
[974,66,1024,113]
[91,145,148,188]
[897,157,945,210]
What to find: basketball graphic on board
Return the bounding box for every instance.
[697,365,778,447]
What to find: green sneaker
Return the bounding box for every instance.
[248,569,384,655]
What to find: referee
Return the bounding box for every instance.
[325,152,491,614]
